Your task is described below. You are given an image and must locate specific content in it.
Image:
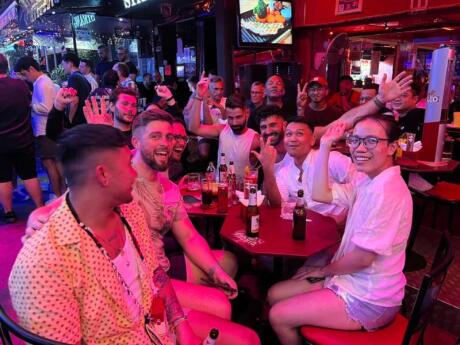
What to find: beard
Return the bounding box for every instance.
[263,132,283,146]
[114,108,134,126]
[230,125,245,134]
[140,147,169,172]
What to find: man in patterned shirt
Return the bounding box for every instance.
[10,124,260,344]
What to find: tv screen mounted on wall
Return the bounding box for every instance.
[238,0,293,48]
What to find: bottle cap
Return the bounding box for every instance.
[298,189,304,197]
[210,328,219,339]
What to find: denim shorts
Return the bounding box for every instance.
[327,284,400,331]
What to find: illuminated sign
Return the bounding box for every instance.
[123,0,150,9]
[72,13,96,28]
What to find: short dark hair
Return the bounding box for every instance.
[56,124,128,186]
[0,53,9,74]
[287,116,314,133]
[101,69,119,89]
[80,59,93,72]
[353,114,401,142]
[98,45,108,50]
[226,94,246,110]
[132,109,174,135]
[143,73,152,78]
[109,87,138,104]
[339,75,354,82]
[62,52,80,68]
[116,63,129,78]
[257,105,286,122]
[409,83,422,97]
[14,56,40,73]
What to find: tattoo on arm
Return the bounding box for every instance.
[207,264,217,281]
[152,267,184,322]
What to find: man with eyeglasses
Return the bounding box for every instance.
[167,119,190,182]
[247,81,266,131]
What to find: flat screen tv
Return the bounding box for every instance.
[238,0,293,48]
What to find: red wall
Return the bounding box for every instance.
[294,0,460,28]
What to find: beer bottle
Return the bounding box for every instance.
[202,328,219,345]
[292,189,306,240]
[219,153,228,183]
[206,162,216,182]
[246,186,259,237]
[228,161,237,203]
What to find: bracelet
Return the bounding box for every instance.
[166,96,174,102]
[373,96,384,108]
[172,315,187,329]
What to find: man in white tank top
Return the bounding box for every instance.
[188,82,260,181]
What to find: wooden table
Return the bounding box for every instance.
[220,205,339,276]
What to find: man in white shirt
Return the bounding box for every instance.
[188,81,259,180]
[79,59,98,92]
[265,117,355,223]
[14,56,64,197]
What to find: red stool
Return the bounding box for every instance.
[424,182,460,234]
[300,233,455,345]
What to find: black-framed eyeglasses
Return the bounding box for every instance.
[173,135,189,144]
[346,135,390,149]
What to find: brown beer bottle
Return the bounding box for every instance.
[246,186,259,237]
[219,153,228,183]
[292,189,306,240]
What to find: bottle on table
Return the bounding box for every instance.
[202,328,219,345]
[219,153,228,183]
[246,186,260,238]
[228,161,237,204]
[206,162,216,182]
[292,189,306,240]
[217,182,228,213]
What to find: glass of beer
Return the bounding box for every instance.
[217,183,229,213]
[201,179,213,208]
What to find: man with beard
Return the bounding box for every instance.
[297,76,342,128]
[12,124,259,345]
[188,84,260,180]
[83,87,137,148]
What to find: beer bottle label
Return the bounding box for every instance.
[250,215,260,233]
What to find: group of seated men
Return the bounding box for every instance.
[8,66,417,344]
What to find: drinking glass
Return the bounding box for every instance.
[201,179,213,207]
[187,173,201,191]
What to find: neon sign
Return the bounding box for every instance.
[123,0,150,9]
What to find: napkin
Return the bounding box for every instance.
[235,190,265,207]
[400,141,422,152]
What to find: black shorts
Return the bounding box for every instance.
[0,144,37,183]
[164,233,187,281]
[35,136,57,159]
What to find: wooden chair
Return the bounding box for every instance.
[300,232,455,345]
[0,306,67,345]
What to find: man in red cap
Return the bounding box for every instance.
[297,76,342,128]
